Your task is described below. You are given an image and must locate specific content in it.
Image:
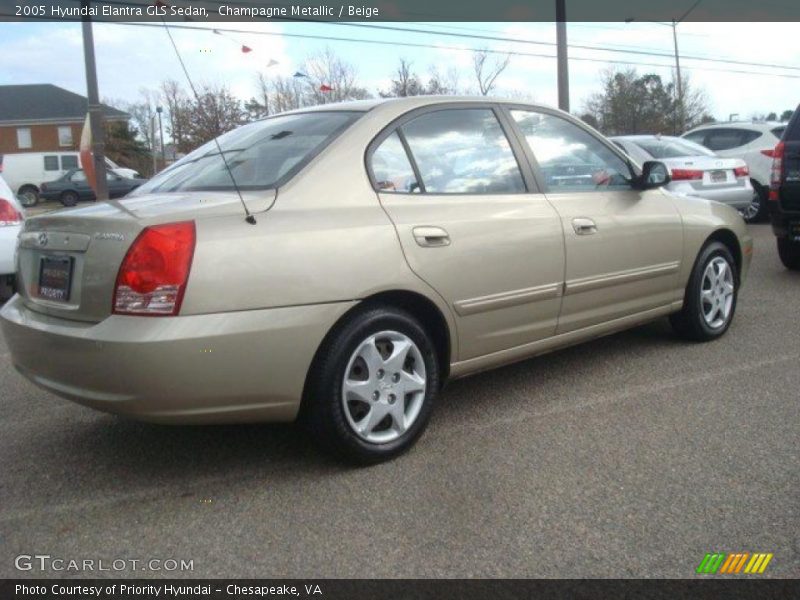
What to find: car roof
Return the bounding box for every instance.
[279,95,556,116]
[684,121,786,134]
[611,135,684,141]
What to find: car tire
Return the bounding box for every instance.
[670,241,739,342]
[60,191,79,207]
[740,180,767,223]
[18,186,39,207]
[302,305,440,464]
[777,238,800,270]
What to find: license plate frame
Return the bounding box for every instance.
[709,170,727,183]
[38,255,74,302]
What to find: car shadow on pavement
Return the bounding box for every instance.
[32,319,684,492]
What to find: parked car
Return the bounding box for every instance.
[767,104,800,269]
[611,135,753,212]
[0,98,752,463]
[0,174,23,300]
[0,152,141,207]
[682,122,787,222]
[39,168,146,206]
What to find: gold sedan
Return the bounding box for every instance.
[0,97,752,463]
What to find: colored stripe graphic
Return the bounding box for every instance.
[697,553,726,574]
[744,553,773,574]
[719,552,749,573]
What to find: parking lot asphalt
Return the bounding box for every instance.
[0,223,797,579]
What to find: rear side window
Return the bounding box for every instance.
[43,156,59,171]
[371,132,420,193]
[61,155,79,170]
[771,126,786,139]
[134,111,360,194]
[399,108,525,194]
[704,128,762,151]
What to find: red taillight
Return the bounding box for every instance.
[0,198,22,226]
[733,166,749,178]
[670,168,704,181]
[761,148,779,158]
[113,221,195,316]
[769,141,785,200]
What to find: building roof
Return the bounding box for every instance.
[0,84,129,125]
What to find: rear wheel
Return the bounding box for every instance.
[740,180,767,223]
[777,238,800,270]
[670,241,738,341]
[60,191,79,207]
[18,186,39,207]
[303,305,440,464]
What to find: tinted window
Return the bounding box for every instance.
[134,111,359,195]
[400,109,525,194]
[70,170,87,182]
[633,137,716,159]
[44,156,59,171]
[771,126,786,139]
[683,131,706,145]
[705,128,762,151]
[61,155,78,170]
[371,132,420,193]
[511,110,632,193]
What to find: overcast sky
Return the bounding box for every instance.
[1,20,798,122]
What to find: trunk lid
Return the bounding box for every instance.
[662,156,748,192]
[16,190,274,323]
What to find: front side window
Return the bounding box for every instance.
[399,108,525,194]
[371,132,419,193]
[511,110,632,193]
[17,128,32,149]
[44,155,59,171]
[61,155,78,170]
[134,111,360,195]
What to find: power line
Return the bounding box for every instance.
[101,20,800,80]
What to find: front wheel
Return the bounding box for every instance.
[778,238,800,270]
[18,186,39,207]
[303,305,440,464]
[670,241,739,341]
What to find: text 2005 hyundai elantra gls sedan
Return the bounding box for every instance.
[0,97,752,463]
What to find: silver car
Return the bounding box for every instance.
[0,97,752,463]
[611,135,754,213]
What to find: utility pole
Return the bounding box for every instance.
[150,115,157,175]
[81,0,108,201]
[672,20,684,131]
[555,0,570,112]
[157,106,165,171]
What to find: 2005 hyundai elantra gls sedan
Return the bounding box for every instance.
[0,97,752,463]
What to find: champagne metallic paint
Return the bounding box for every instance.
[0,97,752,423]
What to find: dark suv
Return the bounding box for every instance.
[768,105,800,269]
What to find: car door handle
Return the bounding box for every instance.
[412,226,451,247]
[572,218,598,235]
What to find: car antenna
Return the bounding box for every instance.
[158,11,256,225]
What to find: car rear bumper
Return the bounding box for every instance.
[0,295,356,423]
[0,225,21,275]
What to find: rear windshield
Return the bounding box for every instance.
[633,137,716,159]
[133,111,360,194]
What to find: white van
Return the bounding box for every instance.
[0,152,141,206]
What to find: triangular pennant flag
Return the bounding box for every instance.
[79,114,97,194]
[241,45,252,53]
[319,84,333,92]
[266,59,279,67]
[293,71,308,78]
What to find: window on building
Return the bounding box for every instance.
[58,126,73,147]
[17,128,32,149]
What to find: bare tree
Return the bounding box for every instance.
[301,47,371,104]
[184,83,247,147]
[124,88,159,152]
[380,58,424,97]
[472,49,511,96]
[160,80,192,154]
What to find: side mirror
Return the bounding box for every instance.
[638,161,671,189]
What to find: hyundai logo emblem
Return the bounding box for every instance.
[37,232,48,247]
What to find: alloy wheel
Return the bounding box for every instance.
[341,330,427,444]
[700,256,735,329]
